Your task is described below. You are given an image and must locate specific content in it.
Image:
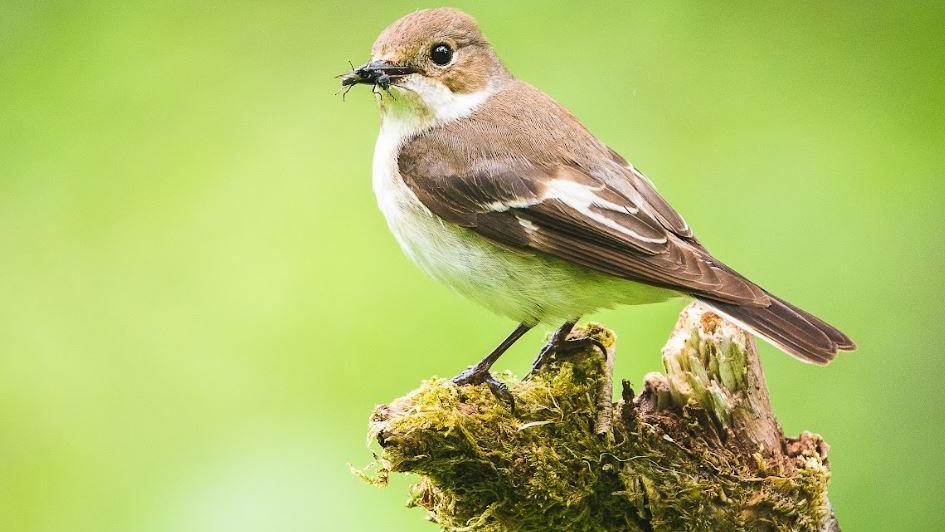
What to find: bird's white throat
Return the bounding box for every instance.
[377,75,495,137]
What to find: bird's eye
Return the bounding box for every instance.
[430,43,453,66]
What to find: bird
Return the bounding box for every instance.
[340,8,855,402]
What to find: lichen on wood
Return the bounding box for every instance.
[358,303,839,531]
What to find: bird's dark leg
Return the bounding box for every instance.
[527,320,577,377]
[452,323,532,409]
[527,318,608,378]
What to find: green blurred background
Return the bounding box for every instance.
[2,1,943,530]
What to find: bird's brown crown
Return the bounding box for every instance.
[371,8,508,94]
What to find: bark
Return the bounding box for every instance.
[358,303,839,531]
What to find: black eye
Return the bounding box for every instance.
[430,43,453,66]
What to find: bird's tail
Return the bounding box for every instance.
[698,293,856,365]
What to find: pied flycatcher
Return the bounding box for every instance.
[341,9,855,400]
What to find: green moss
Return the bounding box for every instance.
[357,322,833,531]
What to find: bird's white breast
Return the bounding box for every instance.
[371,112,438,269]
[372,108,503,302]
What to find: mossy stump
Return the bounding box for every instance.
[361,303,838,531]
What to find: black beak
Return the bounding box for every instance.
[340,60,416,90]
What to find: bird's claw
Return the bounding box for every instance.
[527,337,608,378]
[452,365,515,413]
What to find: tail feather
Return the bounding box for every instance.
[699,294,856,365]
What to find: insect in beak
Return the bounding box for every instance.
[339,60,416,93]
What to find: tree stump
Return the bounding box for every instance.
[358,302,838,531]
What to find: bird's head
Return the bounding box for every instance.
[340,8,510,126]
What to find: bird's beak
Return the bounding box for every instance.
[340,60,416,88]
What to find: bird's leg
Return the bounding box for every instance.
[527,320,577,377]
[452,323,532,410]
[527,318,608,378]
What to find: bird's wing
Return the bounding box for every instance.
[398,146,769,306]
[604,147,693,239]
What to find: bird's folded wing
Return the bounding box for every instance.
[399,154,769,306]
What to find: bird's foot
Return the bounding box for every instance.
[527,336,608,378]
[452,364,515,413]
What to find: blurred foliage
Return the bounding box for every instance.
[1,1,943,531]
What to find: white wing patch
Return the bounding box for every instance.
[545,179,667,244]
[545,179,639,214]
[482,178,668,245]
[516,216,539,232]
[485,198,541,212]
